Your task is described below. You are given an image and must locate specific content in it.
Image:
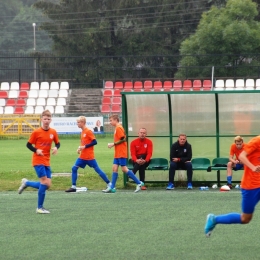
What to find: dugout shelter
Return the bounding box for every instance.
[121,90,260,186]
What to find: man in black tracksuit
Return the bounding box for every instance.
[166,133,193,190]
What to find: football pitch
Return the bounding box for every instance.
[1,189,260,260]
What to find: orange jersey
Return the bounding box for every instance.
[79,127,95,160]
[241,136,260,189]
[230,143,245,159]
[114,124,127,158]
[28,127,59,166]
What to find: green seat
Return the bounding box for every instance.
[191,158,211,170]
[127,159,134,170]
[211,157,229,170]
[147,158,169,170]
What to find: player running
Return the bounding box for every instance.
[65,116,111,192]
[102,114,144,193]
[204,136,260,237]
[18,110,60,214]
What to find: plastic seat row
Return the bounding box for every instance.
[0,105,65,115]
[215,79,260,90]
[0,89,68,99]
[102,97,121,105]
[26,98,66,106]
[100,104,121,113]
[0,81,69,91]
[104,80,212,91]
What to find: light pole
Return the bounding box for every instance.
[32,23,36,81]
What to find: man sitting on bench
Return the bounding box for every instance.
[166,133,193,190]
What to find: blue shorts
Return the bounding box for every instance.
[241,188,260,214]
[74,158,98,168]
[113,158,127,166]
[234,163,243,171]
[34,165,51,178]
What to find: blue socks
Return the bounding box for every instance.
[111,172,118,189]
[227,176,232,184]
[26,181,40,189]
[127,170,141,184]
[94,166,110,184]
[216,213,242,224]
[38,184,48,209]
[72,166,78,186]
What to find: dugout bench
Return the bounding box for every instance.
[124,157,241,187]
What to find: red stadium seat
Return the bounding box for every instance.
[111,104,121,113]
[6,99,16,106]
[193,80,202,91]
[18,91,28,98]
[144,81,153,90]
[102,97,111,105]
[153,81,162,91]
[124,81,133,89]
[112,97,122,104]
[14,107,24,114]
[104,81,113,89]
[183,80,192,91]
[20,82,30,90]
[134,81,143,89]
[101,105,110,113]
[103,89,113,97]
[16,99,26,106]
[0,91,8,98]
[173,80,182,91]
[163,81,173,90]
[203,80,212,90]
[113,89,122,97]
[114,82,123,89]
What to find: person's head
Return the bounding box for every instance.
[41,110,52,129]
[234,136,243,149]
[138,128,147,139]
[77,116,86,129]
[178,133,187,146]
[96,120,101,127]
[109,114,119,126]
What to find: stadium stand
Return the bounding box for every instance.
[59,89,68,98]
[35,106,44,114]
[36,98,46,106]
[57,98,66,106]
[29,90,38,98]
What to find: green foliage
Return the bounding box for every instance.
[176,0,260,79]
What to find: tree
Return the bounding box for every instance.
[175,0,260,79]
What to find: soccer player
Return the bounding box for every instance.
[65,116,111,192]
[226,136,245,188]
[204,135,260,237]
[18,110,60,214]
[103,114,144,193]
[130,128,153,190]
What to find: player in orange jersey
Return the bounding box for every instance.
[18,110,60,214]
[102,114,144,193]
[205,135,260,237]
[65,116,111,192]
[226,136,245,188]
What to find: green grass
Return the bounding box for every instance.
[1,189,260,260]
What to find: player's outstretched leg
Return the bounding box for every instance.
[18,178,28,194]
[102,172,117,193]
[18,178,40,194]
[65,165,78,192]
[204,214,216,237]
[93,165,111,189]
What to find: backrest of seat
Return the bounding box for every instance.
[25,106,34,114]
[183,80,192,90]
[27,98,36,106]
[163,81,172,89]
[104,81,113,89]
[212,157,229,165]
[225,79,234,88]
[134,81,143,89]
[245,79,255,88]
[0,98,6,106]
[48,90,58,98]
[30,82,39,90]
[10,82,19,90]
[29,90,38,98]
[114,82,123,89]
[191,158,211,168]
[112,97,121,104]
[21,82,30,90]
[47,98,56,106]
[1,82,10,90]
[113,89,121,97]
[111,104,121,112]
[154,81,162,89]
[193,80,202,89]
[50,82,59,90]
[4,106,14,114]
[235,79,244,88]
[8,90,18,98]
[19,91,28,98]
[14,107,24,114]
[55,105,64,114]
[35,106,44,114]
[102,97,111,104]
[40,82,49,90]
[60,82,69,89]
[0,91,8,98]
[144,81,153,89]
[203,80,212,90]
[215,79,224,88]
[45,105,55,114]
[124,81,133,89]
[173,80,182,90]
[16,99,26,106]
[101,104,110,113]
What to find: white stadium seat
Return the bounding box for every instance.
[36,98,46,106]
[60,82,69,90]
[0,106,3,114]
[35,106,44,114]
[59,89,68,98]
[8,90,18,98]
[0,99,6,106]
[30,82,40,90]
[50,82,59,90]
[1,82,10,90]
[55,105,64,114]
[48,90,58,98]
[215,79,225,90]
[28,90,38,98]
[225,79,234,90]
[4,106,14,114]
[40,82,49,90]
[27,98,36,106]
[57,97,66,106]
[245,79,254,89]
[235,79,244,90]
[25,106,34,114]
[47,98,56,106]
[45,105,54,114]
[255,79,260,90]
[10,82,20,90]
[39,90,48,98]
